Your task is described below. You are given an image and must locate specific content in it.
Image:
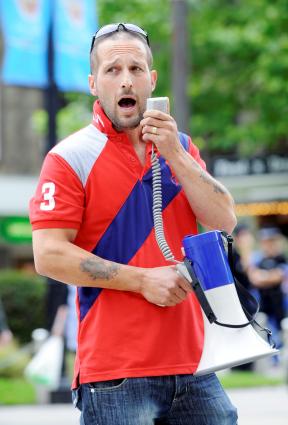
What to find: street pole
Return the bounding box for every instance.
[44,20,59,155]
[172,0,189,133]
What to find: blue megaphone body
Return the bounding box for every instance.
[183,231,234,291]
[180,230,278,375]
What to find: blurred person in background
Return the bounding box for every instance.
[233,223,255,292]
[249,227,287,348]
[65,285,77,354]
[232,224,255,371]
[45,277,69,385]
[0,297,13,347]
[46,277,68,332]
[29,23,237,424]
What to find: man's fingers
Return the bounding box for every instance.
[173,285,188,301]
[141,118,175,131]
[176,273,193,293]
[143,110,172,121]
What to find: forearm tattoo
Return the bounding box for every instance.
[80,258,120,280]
[199,170,226,194]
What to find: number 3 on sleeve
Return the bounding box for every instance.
[40,182,56,211]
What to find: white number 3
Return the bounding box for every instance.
[40,182,56,211]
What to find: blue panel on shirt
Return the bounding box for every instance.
[79,132,190,321]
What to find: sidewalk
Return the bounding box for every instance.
[0,386,287,425]
[0,404,80,425]
[228,385,288,425]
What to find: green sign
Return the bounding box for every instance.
[0,216,32,244]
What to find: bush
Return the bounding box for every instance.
[0,377,36,404]
[0,270,46,343]
[0,340,31,378]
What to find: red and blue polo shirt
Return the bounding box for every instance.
[30,101,205,387]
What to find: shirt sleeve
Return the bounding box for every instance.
[29,153,85,230]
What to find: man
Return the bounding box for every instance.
[0,297,13,347]
[249,227,287,346]
[30,23,237,424]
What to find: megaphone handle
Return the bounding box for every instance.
[181,259,217,324]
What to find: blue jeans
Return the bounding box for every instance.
[72,373,237,425]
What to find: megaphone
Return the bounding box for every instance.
[147,97,278,375]
[179,230,278,375]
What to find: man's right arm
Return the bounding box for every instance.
[32,228,192,307]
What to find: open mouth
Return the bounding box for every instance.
[118,97,136,108]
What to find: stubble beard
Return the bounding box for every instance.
[100,90,150,131]
[113,111,143,130]
[106,103,145,131]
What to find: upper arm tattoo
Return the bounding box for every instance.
[80,258,120,280]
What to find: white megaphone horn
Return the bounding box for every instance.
[178,230,278,375]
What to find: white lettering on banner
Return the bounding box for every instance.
[40,182,56,211]
[268,156,288,173]
[213,155,288,177]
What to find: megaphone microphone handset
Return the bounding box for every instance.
[146,96,278,374]
[146,97,170,114]
[146,97,179,264]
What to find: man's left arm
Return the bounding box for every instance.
[141,110,237,234]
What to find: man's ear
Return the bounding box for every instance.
[88,74,97,96]
[151,70,157,92]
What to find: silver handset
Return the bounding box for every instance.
[146,97,178,264]
[146,97,170,114]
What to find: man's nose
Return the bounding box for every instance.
[121,72,133,89]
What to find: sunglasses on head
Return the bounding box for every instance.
[90,23,150,53]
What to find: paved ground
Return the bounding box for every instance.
[0,386,287,425]
[0,404,80,425]
[228,385,288,425]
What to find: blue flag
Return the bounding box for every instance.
[0,0,51,87]
[53,0,98,92]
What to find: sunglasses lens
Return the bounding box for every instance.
[96,24,119,38]
[124,23,147,37]
[91,23,149,52]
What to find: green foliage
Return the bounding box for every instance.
[188,0,288,155]
[0,341,30,378]
[0,377,36,404]
[218,370,284,388]
[0,271,46,343]
[32,95,93,141]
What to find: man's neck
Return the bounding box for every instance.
[123,126,147,166]
[123,126,143,147]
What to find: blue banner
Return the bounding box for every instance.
[0,0,51,87]
[53,0,98,92]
